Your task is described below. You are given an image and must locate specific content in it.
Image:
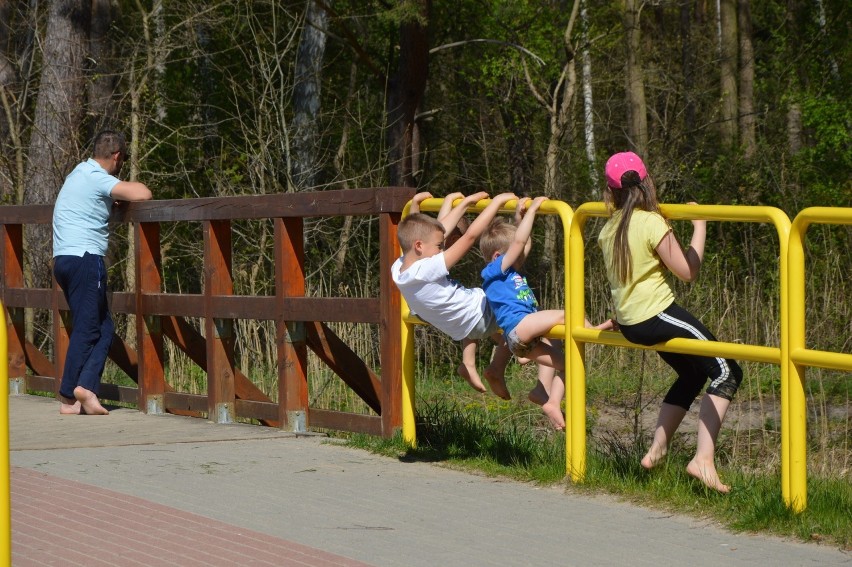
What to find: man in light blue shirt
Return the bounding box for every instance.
[53,130,152,415]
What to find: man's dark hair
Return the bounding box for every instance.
[92,130,126,159]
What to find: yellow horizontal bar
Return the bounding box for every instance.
[412,197,568,216]
[791,348,852,372]
[567,327,781,364]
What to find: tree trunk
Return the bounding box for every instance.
[623,0,647,155]
[787,102,803,155]
[718,0,738,147]
[24,0,91,286]
[679,0,696,154]
[334,62,358,277]
[738,0,755,158]
[87,0,116,137]
[386,0,430,187]
[292,0,329,191]
[0,0,25,203]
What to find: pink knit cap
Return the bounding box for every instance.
[605,152,648,189]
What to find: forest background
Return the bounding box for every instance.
[0,1,849,480]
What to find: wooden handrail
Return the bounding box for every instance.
[1,187,415,438]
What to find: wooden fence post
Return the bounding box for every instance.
[136,222,165,413]
[1,225,25,394]
[275,217,308,431]
[379,212,403,436]
[204,220,236,423]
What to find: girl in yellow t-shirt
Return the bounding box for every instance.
[597,152,742,494]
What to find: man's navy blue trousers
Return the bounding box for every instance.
[53,253,114,399]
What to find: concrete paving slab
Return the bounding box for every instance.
[9,394,852,566]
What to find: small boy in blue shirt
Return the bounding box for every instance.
[480,197,613,429]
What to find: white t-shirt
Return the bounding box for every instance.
[391,253,488,341]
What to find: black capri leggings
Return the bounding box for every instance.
[618,302,743,410]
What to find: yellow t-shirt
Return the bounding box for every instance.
[597,209,675,325]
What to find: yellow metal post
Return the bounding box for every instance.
[401,299,417,447]
[787,207,852,511]
[566,203,593,481]
[0,300,10,564]
[788,213,808,511]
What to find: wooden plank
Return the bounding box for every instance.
[234,399,279,423]
[138,294,379,323]
[305,322,381,414]
[25,375,55,393]
[379,212,403,436]
[139,294,205,317]
[0,204,52,224]
[111,187,415,223]
[97,383,140,406]
[24,342,54,378]
[108,334,139,382]
[308,409,383,436]
[3,288,54,309]
[109,292,135,314]
[163,391,207,416]
[276,217,308,429]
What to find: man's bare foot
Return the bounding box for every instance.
[59,394,81,415]
[483,368,511,400]
[686,458,730,493]
[527,382,548,406]
[640,445,667,470]
[541,401,565,430]
[73,386,109,415]
[457,364,487,393]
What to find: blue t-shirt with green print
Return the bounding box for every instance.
[481,255,539,336]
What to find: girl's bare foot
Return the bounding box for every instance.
[457,364,487,393]
[541,401,565,430]
[483,369,511,400]
[640,445,667,470]
[73,386,109,415]
[58,394,81,415]
[686,458,730,493]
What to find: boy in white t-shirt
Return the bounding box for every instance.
[392,191,517,399]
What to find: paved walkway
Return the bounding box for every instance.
[9,394,851,566]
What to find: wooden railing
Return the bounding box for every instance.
[1,187,414,437]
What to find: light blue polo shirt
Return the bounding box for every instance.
[52,159,120,257]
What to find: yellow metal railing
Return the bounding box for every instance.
[1,299,9,563]
[399,198,849,512]
[787,207,852,512]
[400,197,575,446]
[566,203,792,497]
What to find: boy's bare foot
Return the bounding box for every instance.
[457,364,487,393]
[686,458,730,494]
[541,401,565,430]
[640,445,667,470]
[483,369,511,400]
[515,356,531,365]
[73,386,109,415]
[527,382,548,406]
[58,394,81,415]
